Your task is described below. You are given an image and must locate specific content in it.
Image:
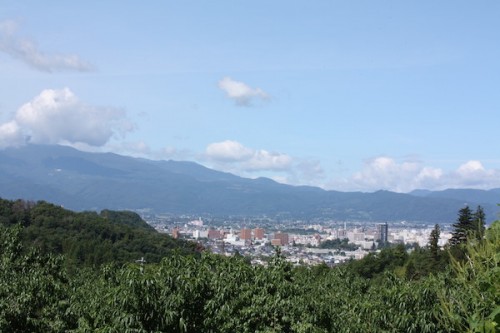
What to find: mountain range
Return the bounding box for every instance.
[0,144,498,223]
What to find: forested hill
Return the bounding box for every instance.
[0,206,498,332]
[0,198,196,268]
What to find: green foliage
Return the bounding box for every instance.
[429,224,440,260]
[0,225,70,332]
[100,209,155,231]
[347,244,408,279]
[450,206,474,246]
[1,232,497,332]
[0,199,497,332]
[317,238,359,251]
[473,205,486,240]
[450,205,486,247]
[0,199,196,270]
[439,220,500,332]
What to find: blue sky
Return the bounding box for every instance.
[1,1,499,192]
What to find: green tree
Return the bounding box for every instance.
[0,225,70,332]
[428,224,440,261]
[473,205,486,240]
[439,221,500,332]
[450,206,473,246]
[429,224,440,254]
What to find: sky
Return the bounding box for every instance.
[1,1,500,193]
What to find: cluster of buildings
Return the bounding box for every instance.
[161,218,453,266]
[174,221,290,247]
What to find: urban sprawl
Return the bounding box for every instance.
[143,215,453,266]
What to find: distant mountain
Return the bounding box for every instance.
[1,144,498,223]
[409,188,500,206]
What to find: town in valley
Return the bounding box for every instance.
[143,214,453,266]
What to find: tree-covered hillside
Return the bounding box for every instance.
[0,198,196,269]
[0,199,498,332]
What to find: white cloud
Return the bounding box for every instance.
[449,160,498,188]
[0,121,23,148]
[205,140,291,172]
[268,159,326,188]
[203,142,329,187]
[117,141,152,156]
[457,160,484,175]
[296,160,326,183]
[100,141,194,162]
[328,156,500,192]
[0,19,93,72]
[218,77,269,106]
[206,140,253,162]
[0,88,134,148]
[349,157,425,192]
[414,166,444,188]
[245,150,292,171]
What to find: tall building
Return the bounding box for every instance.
[272,232,289,246]
[208,229,222,240]
[240,228,252,240]
[337,228,347,238]
[377,223,388,245]
[253,228,264,240]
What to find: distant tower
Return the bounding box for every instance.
[240,228,252,240]
[253,228,264,240]
[208,229,222,239]
[272,232,289,246]
[377,223,388,245]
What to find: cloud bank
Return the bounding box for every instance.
[0,20,93,72]
[328,156,500,192]
[218,77,269,106]
[0,88,133,148]
[202,148,500,192]
[205,140,291,172]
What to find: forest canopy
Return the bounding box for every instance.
[0,198,196,268]
[0,198,498,332]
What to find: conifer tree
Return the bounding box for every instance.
[450,206,473,246]
[450,206,487,246]
[428,224,440,260]
[472,205,485,240]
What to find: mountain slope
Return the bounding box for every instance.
[0,144,498,222]
[410,188,500,205]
